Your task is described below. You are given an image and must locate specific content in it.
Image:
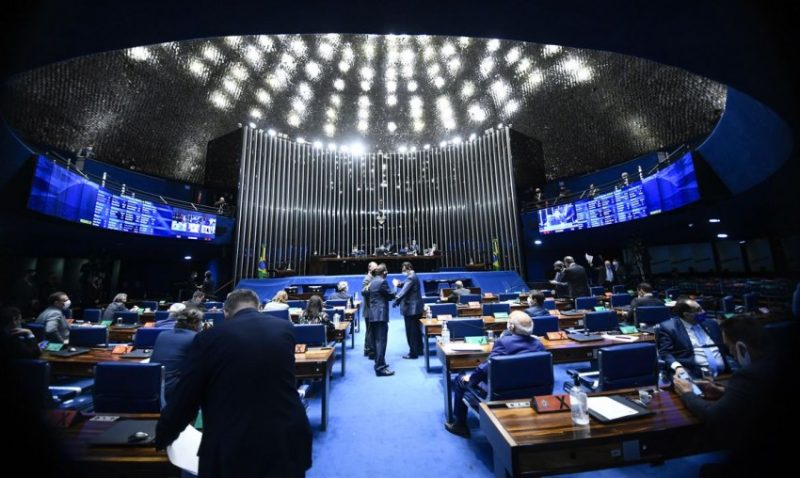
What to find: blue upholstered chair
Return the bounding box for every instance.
[437,283,451,293]
[665,288,680,300]
[93,362,163,413]
[596,343,658,391]
[543,298,556,310]
[610,293,633,308]
[262,309,290,321]
[459,294,481,304]
[205,301,224,309]
[113,311,140,325]
[612,285,627,294]
[294,324,327,346]
[635,306,671,326]
[575,296,597,310]
[287,300,307,310]
[486,352,554,400]
[446,319,484,339]
[482,303,510,316]
[429,303,458,318]
[721,296,735,314]
[154,310,170,322]
[498,293,519,302]
[82,308,102,322]
[743,292,759,312]
[532,316,559,336]
[139,301,158,311]
[590,286,605,296]
[584,311,618,332]
[133,328,167,348]
[27,322,45,342]
[68,326,108,347]
[422,296,440,304]
[13,359,54,409]
[325,299,348,308]
[541,290,553,298]
[205,311,225,327]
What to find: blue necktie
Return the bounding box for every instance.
[693,324,719,376]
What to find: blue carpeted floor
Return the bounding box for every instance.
[302,308,724,477]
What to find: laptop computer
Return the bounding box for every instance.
[47,346,91,357]
[90,419,158,446]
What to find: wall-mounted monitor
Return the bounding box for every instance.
[27,155,216,241]
[537,151,700,234]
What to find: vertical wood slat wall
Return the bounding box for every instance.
[233,126,523,282]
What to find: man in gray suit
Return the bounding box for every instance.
[367,264,395,376]
[362,261,377,358]
[393,261,424,359]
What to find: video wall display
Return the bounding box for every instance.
[538,152,700,234]
[28,156,216,240]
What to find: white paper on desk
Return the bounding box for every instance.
[139,358,151,363]
[448,343,484,352]
[167,424,201,475]
[587,396,638,420]
[601,334,638,343]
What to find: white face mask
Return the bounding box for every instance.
[63,299,72,309]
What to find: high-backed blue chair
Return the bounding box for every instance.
[498,293,519,302]
[93,362,163,413]
[205,311,225,326]
[288,300,307,310]
[721,296,735,314]
[610,293,633,308]
[133,328,167,348]
[584,311,618,332]
[114,311,140,324]
[590,286,605,296]
[596,343,658,390]
[575,296,597,310]
[665,288,680,300]
[205,301,224,310]
[82,308,102,322]
[422,296,440,304]
[429,303,457,318]
[743,292,759,312]
[532,316,559,336]
[68,326,108,347]
[154,310,170,323]
[635,306,671,326]
[612,285,627,294]
[294,324,327,346]
[541,290,553,298]
[27,322,45,342]
[325,299,348,308]
[437,283,450,293]
[13,359,54,409]
[262,309,290,320]
[486,352,554,400]
[139,301,158,311]
[482,303,510,316]
[459,294,481,304]
[446,319,484,339]
[543,298,556,310]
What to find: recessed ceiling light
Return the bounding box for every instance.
[717,233,728,239]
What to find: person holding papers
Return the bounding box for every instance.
[445,311,544,438]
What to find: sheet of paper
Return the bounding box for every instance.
[587,396,638,420]
[448,343,484,352]
[166,424,201,475]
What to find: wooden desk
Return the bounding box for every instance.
[480,389,711,477]
[328,321,352,376]
[309,255,439,274]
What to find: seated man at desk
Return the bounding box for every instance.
[656,296,732,379]
[446,311,545,438]
[446,281,471,303]
[101,292,139,323]
[624,282,664,324]
[524,290,548,317]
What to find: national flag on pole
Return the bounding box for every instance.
[492,238,501,271]
[257,245,267,278]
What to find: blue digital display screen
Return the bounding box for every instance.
[538,152,700,234]
[28,156,216,240]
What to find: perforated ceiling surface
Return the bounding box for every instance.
[2,34,726,183]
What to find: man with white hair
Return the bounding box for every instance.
[329,281,350,300]
[445,311,545,437]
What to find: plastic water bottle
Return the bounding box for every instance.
[441,320,450,345]
[569,381,590,425]
[333,313,341,328]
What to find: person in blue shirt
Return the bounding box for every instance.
[154,302,187,329]
[446,311,545,437]
[524,290,548,318]
[150,308,203,402]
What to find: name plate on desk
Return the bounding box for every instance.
[438,314,453,321]
[493,312,509,320]
[468,301,481,308]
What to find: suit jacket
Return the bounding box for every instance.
[524,305,549,318]
[561,264,590,298]
[394,272,423,317]
[367,276,393,323]
[656,317,730,377]
[149,328,197,402]
[155,308,311,477]
[469,334,545,387]
[631,295,664,310]
[101,301,129,323]
[328,291,350,301]
[361,272,373,319]
[35,306,69,343]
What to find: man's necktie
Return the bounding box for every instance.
[693,324,719,376]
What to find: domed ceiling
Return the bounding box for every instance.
[2,33,726,184]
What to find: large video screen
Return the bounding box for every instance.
[538,152,699,234]
[28,156,216,240]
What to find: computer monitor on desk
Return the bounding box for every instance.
[307,285,323,295]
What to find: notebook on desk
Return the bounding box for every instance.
[47,346,91,357]
[90,419,158,446]
[560,310,584,316]
[122,349,152,359]
[586,395,653,423]
[566,333,604,343]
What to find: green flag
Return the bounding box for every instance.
[492,238,501,270]
[257,245,267,278]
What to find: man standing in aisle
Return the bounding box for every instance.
[367,264,395,376]
[393,261,423,359]
[362,261,378,358]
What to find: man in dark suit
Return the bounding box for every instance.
[656,296,731,378]
[446,311,545,437]
[549,260,569,298]
[367,264,395,376]
[558,256,590,299]
[155,289,311,477]
[524,290,548,317]
[149,308,202,402]
[393,261,424,359]
[625,282,664,324]
[361,261,377,358]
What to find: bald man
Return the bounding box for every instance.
[445,311,545,437]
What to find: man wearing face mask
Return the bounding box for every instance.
[656,296,731,379]
[393,262,424,359]
[672,316,791,477]
[35,291,71,343]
